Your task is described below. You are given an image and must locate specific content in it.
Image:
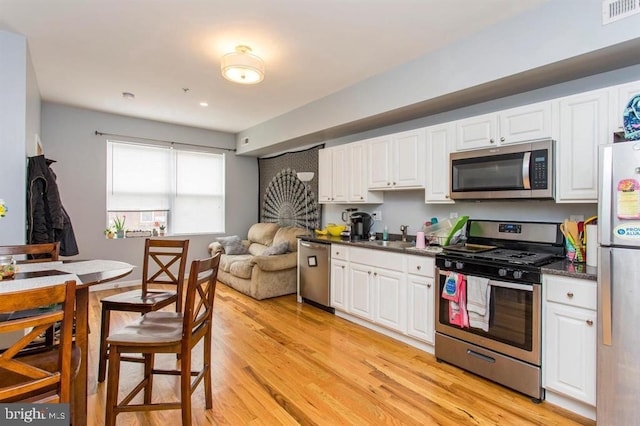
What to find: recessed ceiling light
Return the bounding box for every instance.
[122,92,135,100]
[200,102,208,107]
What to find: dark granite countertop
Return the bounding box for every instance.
[300,235,597,280]
[541,260,597,281]
[298,235,440,257]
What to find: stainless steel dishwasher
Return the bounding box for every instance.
[298,240,333,313]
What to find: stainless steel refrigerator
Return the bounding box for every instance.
[598,141,640,424]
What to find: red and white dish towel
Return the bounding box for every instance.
[442,272,491,331]
[442,272,468,328]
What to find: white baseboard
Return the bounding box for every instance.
[89,279,139,292]
[544,390,596,421]
[334,310,434,355]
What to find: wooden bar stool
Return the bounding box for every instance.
[104,254,220,425]
[98,239,189,382]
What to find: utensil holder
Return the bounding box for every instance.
[565,239,585,263]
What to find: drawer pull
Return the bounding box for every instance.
[586,319,593,326]
[416,265,421,270]
[427,283,432,288]
[566,292,574,298]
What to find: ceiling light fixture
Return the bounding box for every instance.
[221,45,265,85]
[122,92,135,100]
[199,102,209,107]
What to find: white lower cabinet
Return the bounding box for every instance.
[348,261,375,320]
[543,275,596,408]
[331,244,435,348]
[330,245,349,312]
[330,258,348,312]
[373,267,405,333]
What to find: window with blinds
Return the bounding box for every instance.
[106,140,225,234]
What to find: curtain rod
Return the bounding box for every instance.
[94,130,237,152]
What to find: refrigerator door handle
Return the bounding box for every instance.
[600,247,613,346]
[599,145,613,245]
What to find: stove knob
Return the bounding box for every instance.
[513,270,524,279]
[444,260,452,268]
[498,269,508,277]
[455,262,464,270]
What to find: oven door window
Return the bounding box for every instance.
[438,276,533,351]
[452,152,525,192]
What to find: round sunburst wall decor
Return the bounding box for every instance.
[261,168,318,229]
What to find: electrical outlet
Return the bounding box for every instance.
[449,212,458,219]
[372,210,382,221]
[570,214,585,222]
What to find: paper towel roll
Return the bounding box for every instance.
[586,224,598,267]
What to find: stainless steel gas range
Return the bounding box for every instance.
[435,220,564,402]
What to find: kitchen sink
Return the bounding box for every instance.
[364,240,415,249]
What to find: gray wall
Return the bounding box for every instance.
[237,0,640,154]
[41,103,258,284]
[0,31,40,244]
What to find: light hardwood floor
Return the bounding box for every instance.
[87,283,594,425]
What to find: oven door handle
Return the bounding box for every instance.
[487,279,534,292]
[438,271,535,292]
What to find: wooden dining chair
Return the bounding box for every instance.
[0,280,78,403]
[98,238,190,382]
[104,254,220,426]
[0,242,61,348]
[0,242,60,263]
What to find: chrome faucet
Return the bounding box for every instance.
[400,225,409,242]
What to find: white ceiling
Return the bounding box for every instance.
[0,0,549,134]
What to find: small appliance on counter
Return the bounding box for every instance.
[349,212,372,241]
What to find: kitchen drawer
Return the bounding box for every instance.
[331,244,349,261]
[350,246,404,271]
[406,255,435,278]
[544,275,596,310]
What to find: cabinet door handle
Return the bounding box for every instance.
[500,137,505,142]
[387,182,391,186]
[566,292,574,298]
[490,138,495,144]
[392,181,396,185]
[427,283,432,288]
[445,194,449,199]
[368,271,371,275]
[416,265,421,270]
[341,265,345,269]
[373,272,378,276]
[586,319,594,326]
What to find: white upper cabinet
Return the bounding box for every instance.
[368,129,425,190]
[425,122,455,204]
[318,146,347,203]
[556,88,609,203]
[455,113,498,151]
[319,143,382,204]
[499,102,553,145]
[455,101,553,151]
[609,80,640,134]
[348,142,383,204]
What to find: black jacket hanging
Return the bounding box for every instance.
[27,155,79,256]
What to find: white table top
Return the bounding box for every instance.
[0,260,135,294]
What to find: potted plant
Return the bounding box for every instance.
[113,215,126,238]
[104,227,115,239]
[159,224,166,236]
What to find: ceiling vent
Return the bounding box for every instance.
[603,0,640,24]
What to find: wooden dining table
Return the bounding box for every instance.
[3,259,134,426]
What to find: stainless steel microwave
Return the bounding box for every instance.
[450,139,554,200]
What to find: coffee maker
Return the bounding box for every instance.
[349,212,373,241]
